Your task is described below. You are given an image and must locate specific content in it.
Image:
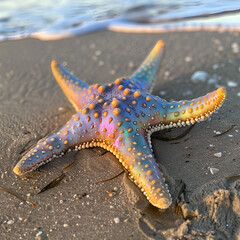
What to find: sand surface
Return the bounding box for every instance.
[0,31,240,239]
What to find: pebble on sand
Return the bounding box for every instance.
[214,152,222,158]
[191,71,209,83]
[36,231,43,237]
[114,217,120,224]
[231,42,239,54]
[185,56,192,62]
[227,80,238,88]
[209,167,219,175]
[212,64,219,70]
[7,220,14,224]
[159,90,166,96]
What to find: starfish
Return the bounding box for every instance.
[13,41,226,209]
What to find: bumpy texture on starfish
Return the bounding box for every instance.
[13,41,226,209]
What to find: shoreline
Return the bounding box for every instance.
[0,30,240,239]
[2,10,240,42]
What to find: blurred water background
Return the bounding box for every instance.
[0,0,240,41]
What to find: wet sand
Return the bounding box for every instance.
[0,31,240,239]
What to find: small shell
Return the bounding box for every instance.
[209,167,219,175]
[214,152,222,158]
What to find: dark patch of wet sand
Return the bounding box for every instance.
[0,31,240,239]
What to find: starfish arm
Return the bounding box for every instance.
[13,111,95,176]
[51,60,89,111]
[163,88,226,126]
[130,40,165,93]
[116,134,172,209]
[147,88,226,129]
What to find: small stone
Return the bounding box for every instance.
[185,56,192,62]
[214,152,222,158]
[128,62,134,68]
[7,220,14,224]
[21,126,28,134]
[209,144,215,148]
[213,38,221,45]
[164,70,170,77]
[228,134,233,138]
[215,131,221,135]
[227,80,238,87]
[89,43,96,49]
[110,70,116,75]
[108,190,116,197]
[36,231,42,237]
[182,90,192,96]
[159,90,166,96]
[231,42,239,53]
[191,71,209,83]
[209,167,219,174]
[63,223,69,227]
[95,50,102,56]
[92,55,97,61]
[114,217,120,224]
[212,64,219,70]
[58,107,64,112]
[99,61,104,66]
[208,77,218,85]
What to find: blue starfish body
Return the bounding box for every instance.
[13,41,226,209]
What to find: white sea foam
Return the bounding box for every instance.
[1,1,240,41]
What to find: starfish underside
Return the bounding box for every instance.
[13,41,226,209]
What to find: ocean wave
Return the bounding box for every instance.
[1,6,240,42]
